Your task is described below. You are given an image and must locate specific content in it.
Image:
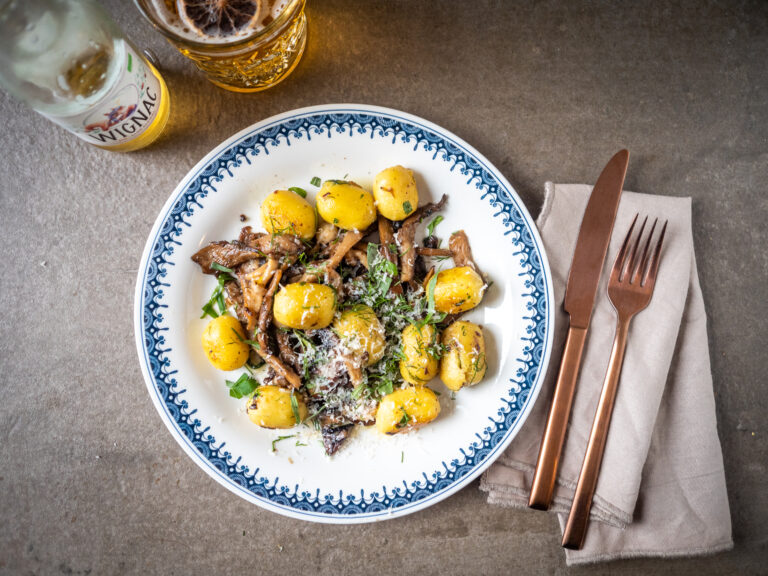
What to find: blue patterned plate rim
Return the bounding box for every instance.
[133,104,554,523]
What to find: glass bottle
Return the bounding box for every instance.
[0,0,170,152]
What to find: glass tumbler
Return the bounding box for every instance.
[134,0,307,93]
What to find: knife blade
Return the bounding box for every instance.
[564,149,630,328]
[528,149,629,510]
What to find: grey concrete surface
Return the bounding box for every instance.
[1,1,766,574]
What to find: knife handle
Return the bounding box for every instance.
[528,325,588,510]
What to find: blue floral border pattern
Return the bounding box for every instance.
[140,109,550,518]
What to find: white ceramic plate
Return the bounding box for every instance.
[134,104,554,523]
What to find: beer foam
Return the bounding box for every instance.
[145,0,290,45]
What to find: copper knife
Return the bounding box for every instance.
[528,149,629,510]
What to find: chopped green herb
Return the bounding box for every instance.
[365,242,398,304]
[351,383,368,399]
[271,435,295,452]
[333,218,339,224]
[310,176,322,187]
[245,359,265,375]
[200,272,235,319]
[401,451,404,463]
[288,186,307,198]
[421,272,446,326]
[290,392,302,425]
[295,440,308,447]
[402,201,413,215]
[426,215,444,237]
[215,291,226,317]
[225,373,260,399]
[230,327,260,349]
[211,262,236,275]
[396,410,411,429]
[200,300,219,320]
[469,351,487,384]
[268,215,300,238]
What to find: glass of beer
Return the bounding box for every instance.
[134,0,307,93]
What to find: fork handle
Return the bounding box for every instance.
[529,325,588,510]
[562,317,631,549]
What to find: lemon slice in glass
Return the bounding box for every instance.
[176,0,262,38]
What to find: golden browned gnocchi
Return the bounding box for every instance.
[372,165,419,221]
[193,163,493,455]
[201,315,250,371]
[431,266,486,314]
[260,189,317,240]
[375,386,441,435]
[273,283,336,330]
[440,321,487,391]
[316,180,377,231]
[399,323,439,385]
[247,386,308,429]
[333,305,386,366]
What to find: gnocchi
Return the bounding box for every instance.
[440,321,487,391]
[372,165,419,221]
[201,315,250,371]
[333,305,386,366]
[273,282,336,330]
[431,266,486,314]
[247,385,308,429]
[192,164,492,455]
[316,180,377,231]
[399,323,440,385]
[375,386,441,435]
[260,189,317,240]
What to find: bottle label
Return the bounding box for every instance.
[43,43,163,147]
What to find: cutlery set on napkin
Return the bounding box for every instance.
[481,151,733,565]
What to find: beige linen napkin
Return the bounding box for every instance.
[480,183,733,564]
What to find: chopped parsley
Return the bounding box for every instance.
[310,176,322,187]
[288,186,307,198]
[402,201,413,215]
[225,373,260,399]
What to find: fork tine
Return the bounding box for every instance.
[624,216,647,283]
[636,218,658,284]
[643,220,668,286]
[612,213,638,282]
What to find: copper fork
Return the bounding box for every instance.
[561,214,668,549]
